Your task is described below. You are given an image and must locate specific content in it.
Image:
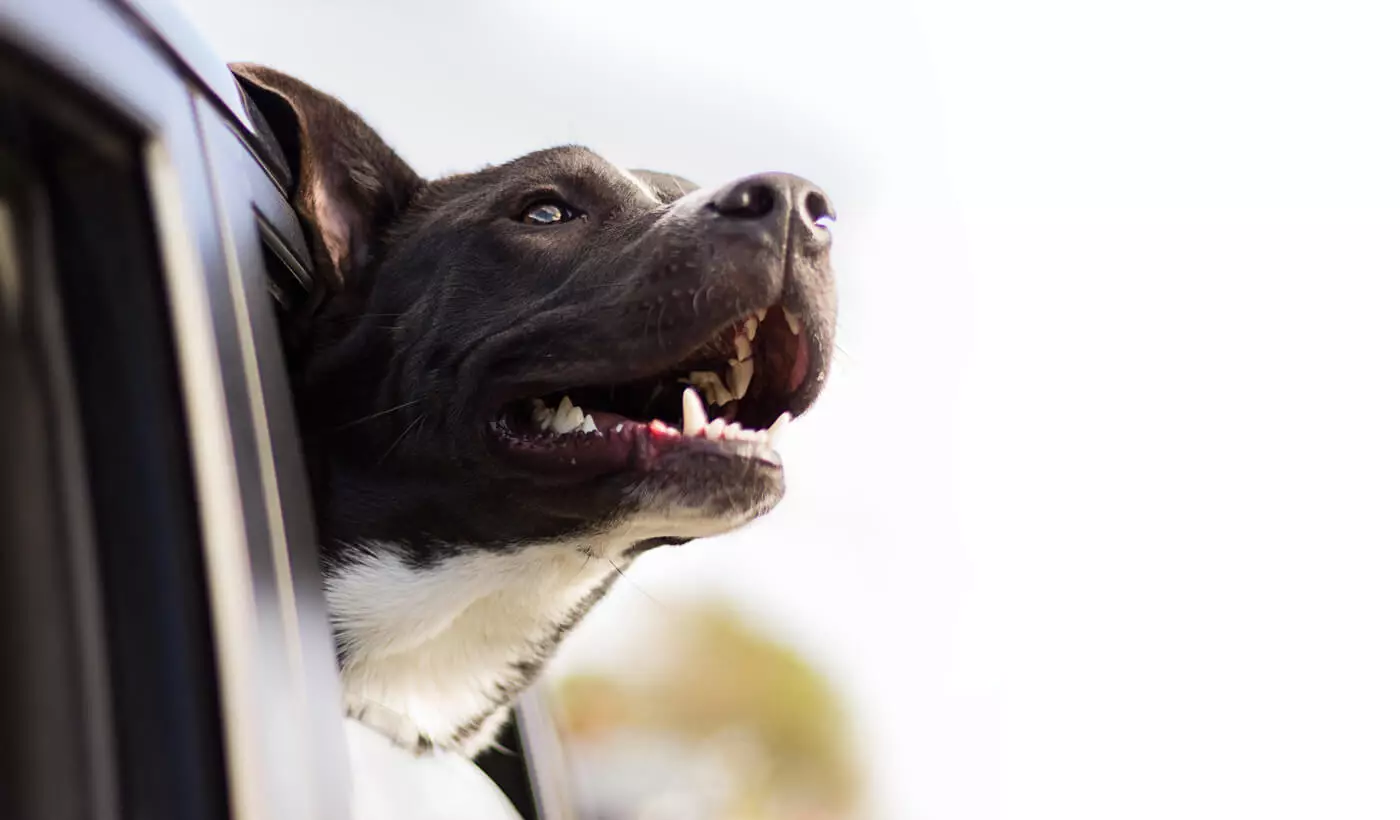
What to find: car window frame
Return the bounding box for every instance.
[0,0,571,817]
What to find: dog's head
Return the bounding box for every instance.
[235,65,837,560]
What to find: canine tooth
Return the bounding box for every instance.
[581,414,598,434]
[729,357,754,400]
[756,307,767,322]
[734,332,752,362]
[783,307,801,335]
[766,411,791,446]
[681,387,707,436]
[744,316,759,341]
[705,419,726,439]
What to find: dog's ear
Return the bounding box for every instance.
[231,63,423,289]
[629,169,699,204]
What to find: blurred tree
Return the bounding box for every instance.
[554,599,860,819]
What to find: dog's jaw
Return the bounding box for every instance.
[327,508,762,755]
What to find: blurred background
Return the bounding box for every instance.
[172,1,1399,818]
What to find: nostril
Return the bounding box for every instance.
[805,191,835,227]
[714,182,777,220]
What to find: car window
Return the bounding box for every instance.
[4,4,578,819]
[0,42,226,820]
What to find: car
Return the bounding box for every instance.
[0,1,569,817]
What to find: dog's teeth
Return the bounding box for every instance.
[756,307,767,322]
[766,411,791,446]
[725,422,745,440]
[688,370,734,408]
[744,316,759,341]
[532,402,554,430]
[681,387,707,436]
[581,414,598,434]
[729,357,754,401]
[704,418,726,439]
[686,372,714,406]
[733,331,752,363]
[613,423,625,433]
[783,307,801,335]
[550,396,585,434]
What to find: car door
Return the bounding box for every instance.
[0,1,567,818]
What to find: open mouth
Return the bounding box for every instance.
[489,305,816,475]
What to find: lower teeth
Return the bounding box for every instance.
[528,390,787,447]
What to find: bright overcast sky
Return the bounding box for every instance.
[172,1,1400,817]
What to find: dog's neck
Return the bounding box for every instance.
[325,509,749,757]
[328,536,623,756]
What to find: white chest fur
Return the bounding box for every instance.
[326,539,621,754]
[326,508,756,756]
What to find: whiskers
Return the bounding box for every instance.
[331,398,424,432]
[378,413,426,464]
[608,556,669,611]
[574,534,670,611]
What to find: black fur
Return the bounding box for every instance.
[232,63,836,602]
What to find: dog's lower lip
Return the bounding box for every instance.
[488,413,783,478]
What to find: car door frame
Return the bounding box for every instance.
[0,1,572,817]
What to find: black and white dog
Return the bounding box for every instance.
[233,65,837,757]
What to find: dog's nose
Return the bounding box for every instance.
[710,173,835,240]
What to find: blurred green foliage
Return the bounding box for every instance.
[554,599,861,818]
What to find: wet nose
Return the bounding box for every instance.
[709,172,835,239]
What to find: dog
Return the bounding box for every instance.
[231,65,837,758]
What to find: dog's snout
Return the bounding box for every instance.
[710,173,834,237]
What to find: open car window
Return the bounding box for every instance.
[0,1,564,818]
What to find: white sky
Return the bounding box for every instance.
[172,1,1400,817]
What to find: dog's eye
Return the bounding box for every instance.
[521,201,575,225]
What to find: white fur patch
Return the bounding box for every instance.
[329,508,758,756]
